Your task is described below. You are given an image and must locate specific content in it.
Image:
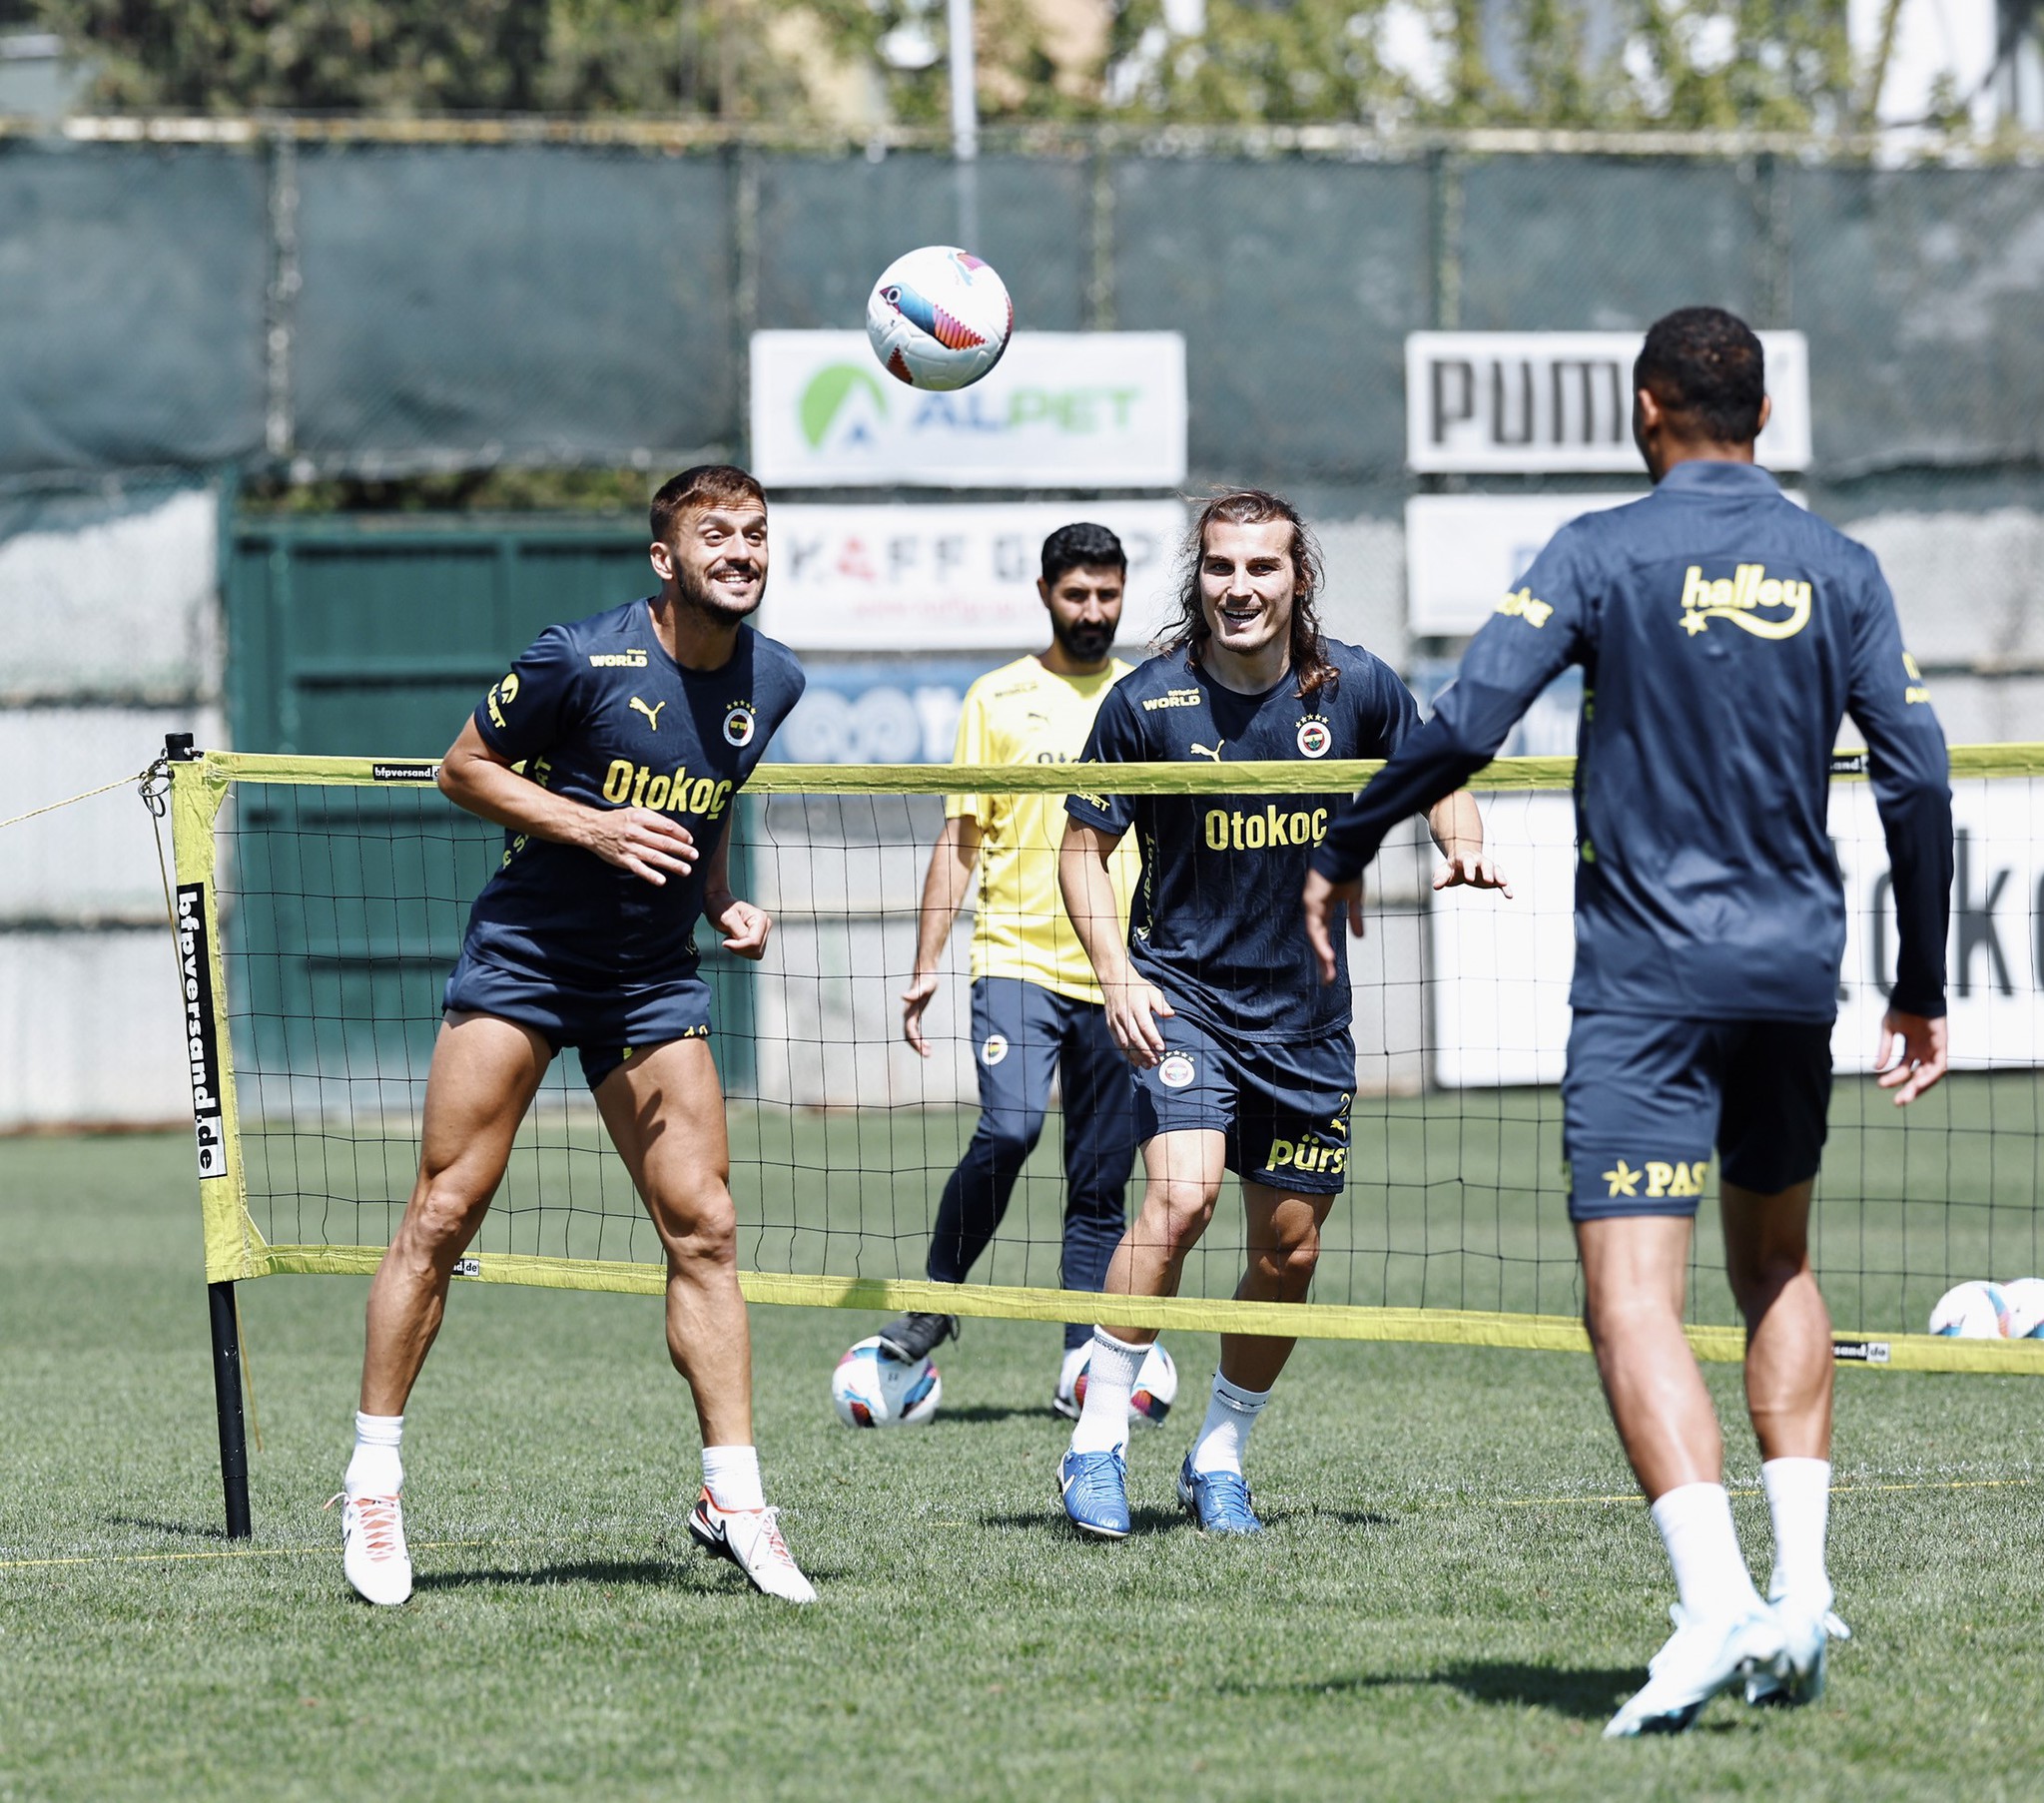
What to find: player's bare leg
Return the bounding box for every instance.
[343,1010,552,1605]
[1170,1179,1332,1534]
[1094,1127,1227,1343]
[595,1036,752,1445]
[1721,1179,1830,1460]
[1575,1215,1721,1497]
[1060,1130,1221,1536]
[1722,1177,1846,1704]
[596,1036,813,1601]
[1218,1180,1333,1392]
[1578,1214,1780,1734]
[361,1012,551,1413]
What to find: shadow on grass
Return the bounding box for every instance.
[412,1555,851,1593]
[979,1504,1187,1536]
[101,1513,232,1542]
[414,1557,697,1592]
[1215,1661,1638,1722]
[938,1404,1051,1426]
[1281,1506,1394,1528]
[1435,1660,1639,1720]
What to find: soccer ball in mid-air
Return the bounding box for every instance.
[1072,1340,1179,1427]
[1928,1281,2011,1338]
[865,246,1014,391]
[1998,1277,2044,1338]
[832,1336,943,1427]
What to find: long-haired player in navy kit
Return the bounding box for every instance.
[337,465,817,1607]
[1304,309,1953,1734]
[1054,489,1509,1539]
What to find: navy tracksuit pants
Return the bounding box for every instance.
[927,976,1138,1350]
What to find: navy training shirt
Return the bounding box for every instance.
[1066,640,1422,1039]
[461,600,805,986]
[1313,462,1953,1022]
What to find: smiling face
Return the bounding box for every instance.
[652,503,769,623]
[1196,518,1298,671]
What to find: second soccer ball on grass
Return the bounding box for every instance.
[1928,1281,2011,1338]
[1066,1340,1178,1427]
[832,1337,943,1428]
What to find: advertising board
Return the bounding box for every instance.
[760,499,1186,651]
[750,331,1187,489]
[1405,330,1810,474]
[1428,778,2039,1088]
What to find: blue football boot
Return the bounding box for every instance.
[1058,1448,1131,1539]
[1176,1454,1263,1534]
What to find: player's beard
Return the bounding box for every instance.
[1052,614,1114,665]
[676,556,766,625]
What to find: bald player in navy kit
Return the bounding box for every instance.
[337,465,818,1608]
[1304,308,1953,1734]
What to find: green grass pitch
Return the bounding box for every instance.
[4,1132,2043,1801]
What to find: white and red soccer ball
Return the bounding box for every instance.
[865,246,1014,391]
[1073,1340,1179,1427]
[831,1336,943,1428]
[1928,1280,2014,1338]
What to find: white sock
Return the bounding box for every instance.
[1761,1458,1832,1604]
[1069,1329,1144,1455]
[1189,1372,1271,1476]
[1650,1482,1763,1621]
[702,1444,765,1512]
[1058,1343,1089,1401]
[345,1411,403,1499]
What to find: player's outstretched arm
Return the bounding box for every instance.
[1426,791,1513,896]
[1059,819,1172,1068]
[437,718,697,888]
[902,814,982,1057]
[1876,1008,1948,1105]
[701,827,770,959]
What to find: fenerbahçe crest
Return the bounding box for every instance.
[1295,716,1332,759]
[723,701,758,748]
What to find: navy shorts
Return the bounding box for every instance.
[442,946,712,1092]
[1563,1011,1833,1221]
[1135,1008,1355,1195]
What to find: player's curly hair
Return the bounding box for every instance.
[1162,489,1336,700]
[1635,307,1766,445]
[650,465,767,545]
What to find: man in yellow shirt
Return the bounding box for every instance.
[883,523,1152,1416]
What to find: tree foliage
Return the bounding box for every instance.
[32,0,883,120]
[30,0,1875,133]
[1104,0,1860,134]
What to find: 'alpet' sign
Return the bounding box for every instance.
[750,332,1187,489]
[1406,331,1811,474]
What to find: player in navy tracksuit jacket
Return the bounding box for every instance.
[1305,309,1952,1736]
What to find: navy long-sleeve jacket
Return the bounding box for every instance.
[1312,461,1953,1021]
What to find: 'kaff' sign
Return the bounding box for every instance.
[751,332,1187,489]
[760,500,1186,650]
[1406,331,1811,473]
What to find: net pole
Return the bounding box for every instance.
[168,734,259,1537]
[207,1281,253,1539]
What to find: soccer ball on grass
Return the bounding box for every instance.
[1927,1280,2011,1338]
[832,1336,942,1428]
[1997,1277,2044,1338]
[1072,1340,1179,1427]
[865,246,1014,391]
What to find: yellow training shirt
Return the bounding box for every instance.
[947,655,1139,1002]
